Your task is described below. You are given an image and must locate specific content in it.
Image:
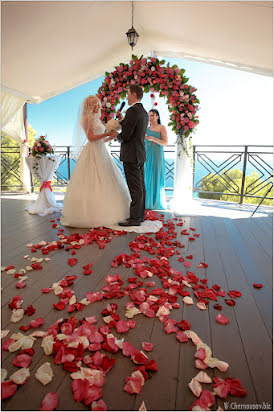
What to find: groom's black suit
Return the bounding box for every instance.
[118,102,148,223]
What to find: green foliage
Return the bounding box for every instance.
[198,169,273,205]
[1,125,37,191]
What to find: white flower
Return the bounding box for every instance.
[179,91,184,97]
[151,67,155,71]
[187,113,192,118]
[106,102,111,108]
[105,119,121,132]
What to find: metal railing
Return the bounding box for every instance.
[2,144,273,205]
[193,145,273,203]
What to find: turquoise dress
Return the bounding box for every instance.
[144,127,166,210]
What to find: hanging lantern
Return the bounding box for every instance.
[126,2,139,50]
[126,27,139,50]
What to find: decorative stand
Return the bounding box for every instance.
[26,155,62,216]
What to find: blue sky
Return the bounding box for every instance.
[28,56,273,147]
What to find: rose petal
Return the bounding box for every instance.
[194,371,212,383]
[141,342,154,352]
[10,368,30,385]
[1,369,8,382]
[1,381,17,399]
[40,392,58,411]
[216,314,229,325]
[35,362,53,385]
[91,399,107,411]
[1,330,9,339]
[253,283,263,289]
[189,378,203,397]
[12,354,32,368]
[176,331,189,343]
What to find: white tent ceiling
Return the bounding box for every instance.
[1,1,273,104]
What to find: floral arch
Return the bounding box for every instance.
[97,55,200,154]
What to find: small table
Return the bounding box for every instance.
[26,155,62,216]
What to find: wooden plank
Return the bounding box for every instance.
[201,216,258,408]
[212,217,272,406]
[233,218,273,288]
[224,218,272,337]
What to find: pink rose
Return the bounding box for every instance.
[39,147,45,152]
[184,126,189,131]
[188,121,194,128]
[35,147,38,151]
[130,80,135,85]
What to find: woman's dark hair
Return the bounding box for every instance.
[149,109,161,124]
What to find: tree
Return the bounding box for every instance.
[1,125,37,191]
[198,169,273,206]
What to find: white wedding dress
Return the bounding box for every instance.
[61,120,131,228]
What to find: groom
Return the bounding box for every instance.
[111,84,148,227]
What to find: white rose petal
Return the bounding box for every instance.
[35,362,53,385]
[26,266,33,271]
[26,243,33,247]
[44,257,51,262]
[7,269,16,275]
[41,335,54,355]
[1,368,8,382]
[1,266,6,271]
[79,298,89,306]
[53,285,63,296]
[11,309,24,323]
[21,336,36,349]
[69,295,76,305]
[1,330,9,339]
[10,368,30,385]
[183,296,194,305]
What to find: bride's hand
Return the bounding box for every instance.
[145,135,153,142]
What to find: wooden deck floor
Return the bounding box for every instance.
[1,196,273,411]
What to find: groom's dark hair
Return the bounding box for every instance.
[129,84,143,100]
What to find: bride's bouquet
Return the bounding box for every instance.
[31,135,54,158]
[105,119,121,132]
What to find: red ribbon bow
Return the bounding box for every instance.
[40,180,52,192]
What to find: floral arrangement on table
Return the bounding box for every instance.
[97,55,200,156]
[31,135,54,158]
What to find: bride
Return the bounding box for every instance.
[61,95,131,228]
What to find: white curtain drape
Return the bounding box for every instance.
[1,91,26,132]
[171,139,194,215]
[1,91,31,192]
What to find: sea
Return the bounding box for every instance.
[57,150,273,198]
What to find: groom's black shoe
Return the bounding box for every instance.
[119,219,141,227]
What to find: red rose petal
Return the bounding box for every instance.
[41,288,52,293]
[225,378,247,397]
[71,379,89,402]
[1,381,17,399]
[40,393,58,411]
[30,317,44,328]
[228,290,242,299]
[216,314,229,325]
[12,354,32,368]
[176,331,188,343]
[253,283,263,289]
[91,399,107,411]
[225,299,236,306]
[141,342,154,351]
[213,304,223,311]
